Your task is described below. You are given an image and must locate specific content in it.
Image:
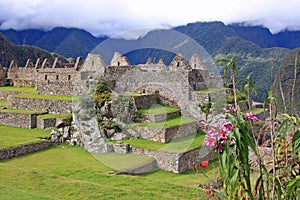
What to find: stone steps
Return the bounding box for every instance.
[131,116,198,143]
[136,105,180,123]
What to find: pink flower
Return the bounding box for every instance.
[204,136,217,147]
[245,111,258,122]
[219,145,224,152]
[224,121,234,131]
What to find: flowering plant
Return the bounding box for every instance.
[204,108,260,199]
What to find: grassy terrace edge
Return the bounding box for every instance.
[0,124,50,149]
[193,87,224,93]
[0,108,47,114]
[137,105,179,115]
[37,113,72,119]
[133,116,195,128]
[0,86,36,93]
[110,132,205,153]
[13,93,78,101]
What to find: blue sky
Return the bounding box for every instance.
[0,0,299,37]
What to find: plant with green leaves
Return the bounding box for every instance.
[217,55,239,108]
[237,72,257,110]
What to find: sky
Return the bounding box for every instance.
[0,0,300,37]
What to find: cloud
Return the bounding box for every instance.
[0,0,300,36]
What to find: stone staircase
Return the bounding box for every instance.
[131,104,198,143]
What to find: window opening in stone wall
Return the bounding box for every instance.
[177,62,180,67]
[117,62,120,66]
[92,61,94,66]
[194,64,196,68]
[56,75,59,80]
[45,75,47,80]
[68,75,71,80]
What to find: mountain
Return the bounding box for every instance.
[0,27,107,58]
[0,33,63,67]
[273,48,300,115]
[1,22,300,103]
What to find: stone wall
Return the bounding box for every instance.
[132,121,198,143]
[0,91,29,100]
[133,93,158,109]
[144,110,181,123]
[113,67,203,120]
[131,147,180,172]
[191,91,210,103]
[36,68,79,96]
[7,67,37,80]
[131,145,217,173]
[0,141,51,160]
[7,79,36,87]
[8,96,73,114]
[37,116,72,129]
[178,146,217,173]
[0,111,45,128]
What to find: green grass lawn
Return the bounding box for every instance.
[14,93,75,101]
[0,86,35,93]
[0,99,8,106]
[193,87,223,93]
[93,152,156,171]
[0,144,218,199]
[0,108,47,114]
[114,132,205,153]
[0,125,50,149]
[137,105,179,115]
[37,113,72,119]
[134,116,195,128]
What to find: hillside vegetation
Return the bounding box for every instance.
[273,48,300,115]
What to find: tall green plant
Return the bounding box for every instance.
[237,73,257,110]
[217,55,239,108]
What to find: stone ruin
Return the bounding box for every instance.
[0,52,224,173]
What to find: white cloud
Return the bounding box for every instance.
[0,0,300,36]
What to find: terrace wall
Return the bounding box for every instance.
[132,121,198,143]
[36,116,72,129]
[131,145,217,173]
[0,141,51,160]
[0,112,44,128]
[8,96,73,114]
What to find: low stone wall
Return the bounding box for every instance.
[118,159,158,175]
[133,121,198,143]
[37,116,72,129]
[0,141,51,160]
[9,79,36,87]
[132,147,180,172]
[0,112,44,128]
[178,146,217,173]
[8,96,73,114]
[134,94,158,109]
[0,90,28,100]
[144,110,181,122]
[191,92,210,103]
[131,145,217,173]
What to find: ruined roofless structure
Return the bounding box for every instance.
[1,53,221,98]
